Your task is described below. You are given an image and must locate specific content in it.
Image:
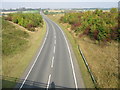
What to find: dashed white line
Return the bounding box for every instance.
[54,40,56,45]
[47,74,51,89]
[53,45,56,54]
[53,22,78,89]
[43,16,78,89]
[51,22,56,39]
[54,35,56,39]
[51,56,54,68]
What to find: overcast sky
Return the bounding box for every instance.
[2,0,119,2]
[1,0,119,9]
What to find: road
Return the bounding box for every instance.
[16,13,85,89]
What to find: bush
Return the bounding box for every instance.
[5,13,43,31]
[60,8,119,42]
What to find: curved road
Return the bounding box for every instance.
[17,13,85,89]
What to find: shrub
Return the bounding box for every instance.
[5,13,43,31]
[60,8,119,42]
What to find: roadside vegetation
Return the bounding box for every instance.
[47,8,119,88]
[2,19,29,56]
[60,8,119,43]
[2,13,46,88]
[4,13,43,31]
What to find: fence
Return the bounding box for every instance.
[78,45,98,89]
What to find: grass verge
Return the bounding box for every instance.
[2,20,46,88]
[47,14,95,88]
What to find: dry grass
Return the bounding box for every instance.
[47,14,119,88]
[2,20,46,88]
[79,36,118,88]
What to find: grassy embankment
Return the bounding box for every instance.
[2,17,46,88]
[47,14,118,88]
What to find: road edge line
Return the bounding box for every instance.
[47,18,78,88]
[19,19,49,90]
[53,22,78,89]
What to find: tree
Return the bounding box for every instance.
[110,8,117,13]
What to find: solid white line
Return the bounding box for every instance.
[47,74,51,89]
[19,20,49,90]
[51,56,54,68]
[53,45,56,54]
[53,22,78,89]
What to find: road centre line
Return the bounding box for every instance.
[50,22,56,36]
[54,39,56,45]
[53,22,78,89]
[44,14,78,89]
[51,56,54,68]
[53,45,56,54]
[54,35,56,39]
[47,74,51,89]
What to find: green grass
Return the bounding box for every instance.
[2,19,29,56]
[2,19,46,88]
[47,14,95,88]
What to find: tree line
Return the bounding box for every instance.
[60,8,119,42]
[5,13,43,31]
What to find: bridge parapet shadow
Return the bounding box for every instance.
[1,75,69,89]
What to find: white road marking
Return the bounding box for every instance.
[51,23,56,39]
[19,20,49,90]
[53,22,78,89]
[54,40,56,45]
[54,35,56,39]
[47,74,51,89]
[53,45,56,54]
[51,56,54,68]
[42,16,78,88]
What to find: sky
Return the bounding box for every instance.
[2,0,119,2]
[1,0,119,9]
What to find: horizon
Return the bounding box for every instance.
[1,2,118,9]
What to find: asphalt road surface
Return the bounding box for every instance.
[17,13,85,89]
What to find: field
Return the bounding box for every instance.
[2,18,46,88]
[1,11,18,15]
[22,10,39,13]
[47,14,119,88]
[2,10,39,15]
